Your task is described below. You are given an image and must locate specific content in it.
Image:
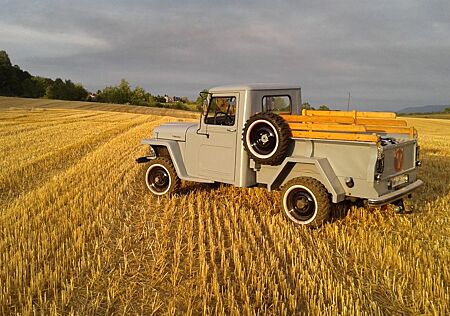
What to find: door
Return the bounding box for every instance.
[197,93,239,183]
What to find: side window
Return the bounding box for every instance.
[204,96,236,126]
[262,96,291,113]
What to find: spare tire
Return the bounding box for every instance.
[242,112,292,165]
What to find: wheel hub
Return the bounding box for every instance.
[249,123,277,156]
[261,133,269,144]
[295,197,309,209]
[147,166,170,193]
[286,188,316,222]
[154,176,163,184]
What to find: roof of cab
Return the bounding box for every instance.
[209,83,301,92]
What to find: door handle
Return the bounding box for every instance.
[227,128,236,132]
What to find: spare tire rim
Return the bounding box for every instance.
[284,185,317,223]
[247,120,279,158]
[146,164,171,194]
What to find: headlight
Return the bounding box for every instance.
[149,146,156,157]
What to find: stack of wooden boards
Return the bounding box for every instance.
[280,110,416,143]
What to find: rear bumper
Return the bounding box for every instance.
[367,179,423,205]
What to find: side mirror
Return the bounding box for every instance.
[199,90,209,100]
[202,98,209,116]
[199,91,210,116]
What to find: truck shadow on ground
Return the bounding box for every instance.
[163,148,445,226]
[177,182,222,195]
[178,181,358,225]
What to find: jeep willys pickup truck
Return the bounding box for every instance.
[137,84,423,227]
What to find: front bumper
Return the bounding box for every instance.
[135,154,156,163]
[367,179,423,205]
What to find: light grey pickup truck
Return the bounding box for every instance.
[137,84,422,227]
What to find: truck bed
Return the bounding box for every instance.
[281,110,416,143]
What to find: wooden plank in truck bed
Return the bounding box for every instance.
[281,114,408,127]
[302,109,397,118]
[289,122,367,133]
[291,130,380,142]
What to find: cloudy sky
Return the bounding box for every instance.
[1,0,449,110]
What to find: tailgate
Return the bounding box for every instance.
[380,139,417,178]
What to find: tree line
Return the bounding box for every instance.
[0,50,196,110]
[93,79,195,111]
[0,51,88,101]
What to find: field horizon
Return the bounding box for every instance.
[0,98,449,314]
[0,96,199,119]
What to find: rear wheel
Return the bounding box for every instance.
[145,157,181,195]
[281,177,331,227]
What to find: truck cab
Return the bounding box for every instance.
[137,84,423,227]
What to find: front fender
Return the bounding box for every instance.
[140,138,213,183]
[141,138,188,179]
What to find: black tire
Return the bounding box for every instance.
[280,177,331,228]
[242,112,292,165]
[145,157,181,196]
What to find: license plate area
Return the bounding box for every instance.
[389,174,409,188]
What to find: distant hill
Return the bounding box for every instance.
[397,104,449,114]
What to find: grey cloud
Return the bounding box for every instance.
[1,0,449,109]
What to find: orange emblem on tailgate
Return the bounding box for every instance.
[394,148,404,172]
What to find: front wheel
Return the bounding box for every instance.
[145,157,181,195]
[280,177,331,228]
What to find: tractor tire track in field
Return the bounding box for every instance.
[0,117,151,209]
[0,109,152,142]
[0,111,131,147]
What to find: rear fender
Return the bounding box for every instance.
[269,157,346,203]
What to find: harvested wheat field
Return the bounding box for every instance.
[0,97,449,315]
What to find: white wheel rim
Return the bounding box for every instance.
[283,184,318,225]
[245,119,279,159]
[145,163,172,195]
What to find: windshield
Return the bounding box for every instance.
[204,96,236,126]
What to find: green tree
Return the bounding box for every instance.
[45,78,64,99]
[32,76,54,97]
[444,107,450,113]
[196,89,209,111]
[301,102,315,111]
[117,79,132,103]
[97,79,132,104]
[45,79,88,101]
[318,104,330,111]
[21,78,40,98]
[154,95,166,103]
[0,65,32,96]
[0,50,12,67]
[130,86,153,106]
